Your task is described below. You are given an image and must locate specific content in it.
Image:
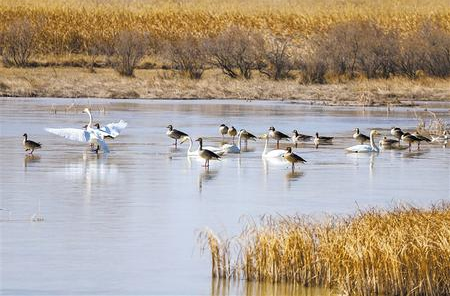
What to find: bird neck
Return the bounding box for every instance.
[86,110,93,128]
[187,137,193,152]
[23,135,27,143]
[370,133,379,151]
[263,136,269,154]
[198,140,203,150]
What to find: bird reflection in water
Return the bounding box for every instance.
[24,154,41,168]
[210,278,333,296]
[198,169,218,193]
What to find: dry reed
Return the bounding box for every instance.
[200,203,450,295]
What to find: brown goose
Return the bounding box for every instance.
[413,132,431,144]
[228,126,237,143]
[219,124,229,140]
[313,132,334,149]
[291,130,313,148]
[23,133,41,155]
[353,128,370,144]
[283,147,307,172]
[166,125,188,148]
[401,132,421,151]
[269,126,290,149]
[196,137,221,167]
[239,129,257,145]
[379,136,400,148]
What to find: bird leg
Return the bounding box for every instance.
[276,140,280,149]
[30,149,34,155]
[408,143,411,151]
[291,163,295,172]
[295,142,298,148]
[174,139,177,148]
[95,145,100,154]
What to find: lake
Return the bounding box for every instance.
[0,98,448,295]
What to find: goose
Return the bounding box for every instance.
[180,136,225,156]
[269,126,290,149]
[45,108,110,153]
[431,131,448,147]
[239,129,257,145]
[219,124,229,140]
[391,127,404,141]
[196,137,221,167]
[283,147,307,172]
[401,132,424,151]
[260,133,286,158]
[228,126,237,144]
[346,130,380,153]
[166,125,188,148]
[413,132,431,144]
[353,128,370,144]
[291,130,313,148]
[313,132,334,149]
[379,136,400,149]
[23,133,42,154]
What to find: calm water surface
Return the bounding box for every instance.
[1,98,449,295]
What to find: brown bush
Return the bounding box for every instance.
[204,26,264,79]
[164,36,206,79]
[1,19,36,67]
[111,30,149,76]
[419,23,450,78]
[258,37,294,80]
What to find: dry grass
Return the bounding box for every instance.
[1,66,449,106]
[199,203,450,295]
[0,0,449,54]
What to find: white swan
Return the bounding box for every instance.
[221,131,243,154]
[181,136,225,156]
[346,130,380,153]
[94,120,128,138]
[45,108,111,153]
[260,134,286,158]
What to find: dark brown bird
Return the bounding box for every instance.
[23,133,41,155]
[353,128,370,144]
[313,132,334,149]
[166,125,188,148]
[283,147,307,172]
[291,130,313,148]
[196,137,221,167]
[269,126,290,149]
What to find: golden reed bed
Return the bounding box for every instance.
[200,203,450,295]
[0,0,449,54]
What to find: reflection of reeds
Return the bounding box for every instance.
[200,203,450,295]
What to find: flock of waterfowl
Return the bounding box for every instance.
[22,108,448,172]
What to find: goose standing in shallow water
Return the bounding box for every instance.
[353,128,370,144]
[283,147,307,172]
[219,124,229,140]
[45,108,111,153]
[346,130,380,153]
[291,130,312,148]
[269,126,290,149]
[181,136,225,156]
[401,132,429,151]
[313,132,334,149]
[196,138,221,167]
[228,126,237,144]
[23,133,41,154]
[391,127,404,141]
[260,134,286,158]
[239,129,257,147]
[166,125,188,148]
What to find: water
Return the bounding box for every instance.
[0,98,449,295]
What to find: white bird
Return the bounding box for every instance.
[346,130,380,153]
[93,120,128,139]
[260,133,286,158]
[180,136,225,156]
[221,130,244,154]
[45,108,112,153]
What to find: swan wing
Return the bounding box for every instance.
[45,128,91,143]
[221,144,240,154]
[346,144,372,153]
[101,120,128,137]
[96,138,110,153]
[263,149,286,158]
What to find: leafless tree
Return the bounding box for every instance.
[258,37,294,80]
[164,36,207,79]
[1,19,36,67]
[112,30,149,76]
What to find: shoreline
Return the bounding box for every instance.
[1,67,449,107]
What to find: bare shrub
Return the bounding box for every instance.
[299,58,328,84]
[258,37,294,80]
[204,27,264,79]
[112,30,149,76]
[1,19,36,67]
[398,36,427,79]
[164,36,206,79]
[419,23,450,78]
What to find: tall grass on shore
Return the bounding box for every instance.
[200,203,450,295]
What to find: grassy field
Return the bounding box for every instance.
[0,0,449,54]
[200,203,450,295]
[1,67,449,105]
